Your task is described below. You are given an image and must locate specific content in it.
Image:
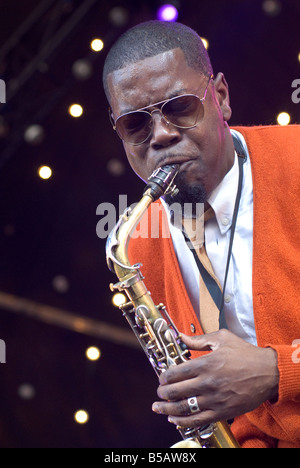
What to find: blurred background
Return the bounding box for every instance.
[0,0,299,448]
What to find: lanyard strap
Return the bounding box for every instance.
[183,135,247,328]
[219,137,246,327]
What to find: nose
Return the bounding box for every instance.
[150,110,181,149]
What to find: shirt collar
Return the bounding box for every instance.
[162,130,249,237]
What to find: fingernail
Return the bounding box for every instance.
[159,374,167,385]
[168,417,176,425]
[152,403,160,413]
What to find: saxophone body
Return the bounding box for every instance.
[106,164,239,448]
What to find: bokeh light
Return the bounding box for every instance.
[157,4,179,22]
[90,38,104,52]
[68,104,83,118]
[38,166,52,180]
[86,346,101,361]
[200,37,209,50]
[74,410,89,425]
[112,292,127,307]
[277,112,291,126]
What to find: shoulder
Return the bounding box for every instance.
[232,124,300,149]
[232,124,300,169]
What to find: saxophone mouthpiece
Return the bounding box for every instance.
[144,164,180,201]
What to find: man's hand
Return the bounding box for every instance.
[152,329,279,428]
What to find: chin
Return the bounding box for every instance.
[163,172,207,208]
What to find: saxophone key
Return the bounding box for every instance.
[120,301,134,310]
[139,332,150,339]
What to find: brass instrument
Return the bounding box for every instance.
[106,164,239,448]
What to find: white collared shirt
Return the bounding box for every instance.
[162,130,257,345]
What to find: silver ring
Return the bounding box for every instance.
[187,396,200,414]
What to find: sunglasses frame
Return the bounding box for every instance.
[109,74,214,146]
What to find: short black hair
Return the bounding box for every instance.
[103,20,214,102]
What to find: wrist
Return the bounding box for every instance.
[264,347,279,403]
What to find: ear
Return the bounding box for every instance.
[213,72,232,122]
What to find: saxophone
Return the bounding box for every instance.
[106,164,240,448]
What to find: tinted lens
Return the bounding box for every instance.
[114,95,203,145]
[162,95,203,128]
[116,111,152,145]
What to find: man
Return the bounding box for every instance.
[102,20,300,448]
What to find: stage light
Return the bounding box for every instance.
[112,292,127,307]
[18,383,36,400]
[52,275,69,293]
[72,59,93,81]
[69,104,83,118]
[109,6,129,26]
[74,410,89,424]
[262,0,282,16]
[157,4,179,22]
[277,112,291,126]
[91,38,104,52]
[106,158,126,177]
[298,52,300,63]
[200,37,209,50]
[24,125,45,146]
[38,166,52,180]
[86,346,101,361]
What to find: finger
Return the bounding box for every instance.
[157,376,202,401]
[159,350,214,386]
[167,409,217,429]
[159,360,200,385]
[152,395,205,417]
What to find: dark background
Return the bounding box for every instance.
[0,0,299,448]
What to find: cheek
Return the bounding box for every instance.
[200,108,227,155]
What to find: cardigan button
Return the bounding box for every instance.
[190,323,196,333]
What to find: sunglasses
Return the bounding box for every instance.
[109,74,213,146]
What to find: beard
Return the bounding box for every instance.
[163,171,207,216]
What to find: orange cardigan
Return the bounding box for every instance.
[128,125,300,448]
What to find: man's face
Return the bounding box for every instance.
[108,48,234,203]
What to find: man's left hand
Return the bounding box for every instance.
[152,329,279,428]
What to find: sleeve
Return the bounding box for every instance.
[232,344,300,448]
[231,414,277,448]
[268,344,300,404]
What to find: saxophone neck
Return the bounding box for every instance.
[106,194,152,276]
[106,164,180,276]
